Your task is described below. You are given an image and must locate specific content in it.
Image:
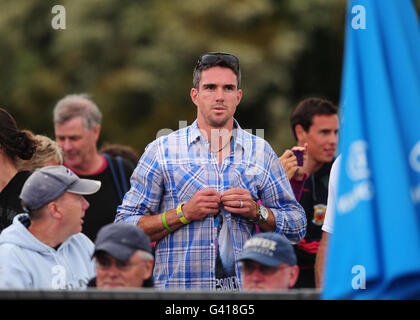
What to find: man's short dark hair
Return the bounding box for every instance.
[290,98,338,140]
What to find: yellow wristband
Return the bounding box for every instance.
[162,211,173,233]
[176,203,190,225]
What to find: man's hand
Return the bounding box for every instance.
[220,188,257,220]
[182,189,221,221]
[279,143,308,180]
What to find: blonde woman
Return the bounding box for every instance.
[15,133,63,171]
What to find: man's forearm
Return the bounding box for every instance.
[315,231,329,289]
[258,208,277,232]
[137,208,184,242]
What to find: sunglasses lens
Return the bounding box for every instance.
[197,53,239,69]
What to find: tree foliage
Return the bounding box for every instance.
[1,0,417,155]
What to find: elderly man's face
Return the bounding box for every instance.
[95,251,154,288]
[54,116,100,171]
[55,191,89,236]
[240,260,299,291]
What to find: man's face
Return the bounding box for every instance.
[55,192,89,236]
[191,66,242,130]
[299,114,339,164]
[240,260,299,291]
[95,251,154,288]
[54,116,100,170]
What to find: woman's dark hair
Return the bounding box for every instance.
[0,108,36,161]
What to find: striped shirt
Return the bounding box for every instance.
[115,120,306,290]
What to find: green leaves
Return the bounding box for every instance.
[0,0,350,154]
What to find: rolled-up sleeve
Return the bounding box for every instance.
[259,143,307,243]
[115,141,163,225]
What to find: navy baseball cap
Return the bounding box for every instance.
[20,165,101,211]
[238,232,297,266]
[94,223,152,261]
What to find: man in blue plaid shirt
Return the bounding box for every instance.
[115,52,306,290]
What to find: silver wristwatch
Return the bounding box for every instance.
[250,202,269,225]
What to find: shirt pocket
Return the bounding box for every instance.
[167,162,208,202]
[228,161,260,200]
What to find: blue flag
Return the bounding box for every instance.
[323,0,420,299]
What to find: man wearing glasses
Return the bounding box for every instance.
[238,232,299,290]
[115,52,306,290]
[90,223,154,288]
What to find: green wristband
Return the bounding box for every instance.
[162,211,173,233]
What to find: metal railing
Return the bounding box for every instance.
[0,288,320,300]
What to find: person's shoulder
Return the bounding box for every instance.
[4,171,32,194]
[120,157,135,174]
[158,125,190,143]
[321,159,336,175]
[238,127,270,145]
[312,159,336,177]
[145,125,190,155]
[0,242,22,264]
[105,153,135,173]
[0,242,18,254]
[239,128,276,159]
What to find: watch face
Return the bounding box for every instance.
[259,205,269,221]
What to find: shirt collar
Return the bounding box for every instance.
[187,119,245,151]
[188,120,202,146]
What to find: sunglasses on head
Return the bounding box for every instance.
[195,52,240,70]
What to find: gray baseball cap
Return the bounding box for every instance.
[20,165,101,211]
[94,223,152,261]
[237,232,297,266]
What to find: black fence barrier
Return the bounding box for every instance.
[0,288,320,300]
[0,289,329,319]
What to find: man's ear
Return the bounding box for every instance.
[190,88,199,107]
[288,265,300,288]
[143,260,154,280]
[295,124,306,144]
[92,124,101,143]
[236,89,242,104]
[47,201,62,219]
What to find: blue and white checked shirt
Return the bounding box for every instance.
[115,120,306,290]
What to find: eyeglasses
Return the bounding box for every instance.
[195,52,240,71]
[95,254,140,271]
[239,261,289,276]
